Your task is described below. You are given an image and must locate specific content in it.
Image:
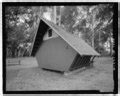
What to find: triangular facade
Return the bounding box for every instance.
[31,17,100,72]
[31,17,100,56]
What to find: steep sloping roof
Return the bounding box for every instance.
[32,17,100,56]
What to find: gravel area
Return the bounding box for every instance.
[6,57,114,92]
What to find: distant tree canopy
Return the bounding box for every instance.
[5,4,114,57]
[61,4,113,55]
[5,6,38,57]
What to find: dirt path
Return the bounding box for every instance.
[6,57,113,92]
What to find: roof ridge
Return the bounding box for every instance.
[32,16,100,56]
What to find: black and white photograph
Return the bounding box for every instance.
[3,3,116,93]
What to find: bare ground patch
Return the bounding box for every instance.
[6,57,114,92]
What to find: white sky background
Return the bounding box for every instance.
[0,1,119,96]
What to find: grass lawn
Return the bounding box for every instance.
[6,57,114,92]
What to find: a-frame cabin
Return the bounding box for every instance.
[31,17,100,72]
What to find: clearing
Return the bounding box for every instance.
[6,57,114,92]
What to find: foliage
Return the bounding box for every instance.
[5,5,114,57]
[5,6,36,57]
[61,4,113,55]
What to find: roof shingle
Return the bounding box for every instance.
[33,17,100,56]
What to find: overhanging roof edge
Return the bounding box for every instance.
[40,17,100,56]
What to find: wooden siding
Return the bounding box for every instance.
[40,17,100,56]
[36,37,77,72]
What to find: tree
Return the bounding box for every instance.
[61,6,78,33]
[5,5,114,57]
[5,6,36,57]
[5,6,56,57]
[61,4,113,55]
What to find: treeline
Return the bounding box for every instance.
[5,4,114,58]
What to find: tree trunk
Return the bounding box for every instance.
[110,33,113,56]
[99,31,100,53]
[58,7,61,26]
[91,29,94,49]
[11,46,15,58]
[53,6,56,24]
